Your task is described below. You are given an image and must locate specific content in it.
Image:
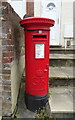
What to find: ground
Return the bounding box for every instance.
[14,78,74,119]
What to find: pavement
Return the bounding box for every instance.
[49,86,74,118]
[16,82,53,119]
[16,66,74,119]
[16,83,74,119]
[16,82,36,119]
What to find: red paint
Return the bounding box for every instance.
[20,17,55,96]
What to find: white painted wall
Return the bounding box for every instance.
[8,0,26,19]
[11,56,25,112]
[34,0,73,47]
[7,0,73,47]
[61,0,73,47]
[34,0,41,17]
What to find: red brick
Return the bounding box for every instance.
[2,57,14,63]
[2,45,14,51]
[2,58,11,63]
[3,85,11,91]
[2,39,14,45]
[3,52,14,57]
[0,102,2,107]
[2,75,10,80]
[7,40,14,45]
[2,80,11,85]
[1,1,24,116]
[26,2,34,16]
[7,33,12,39]
[2,91,11,97]
[10,57,14,62]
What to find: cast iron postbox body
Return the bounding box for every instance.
[20,17,55,111]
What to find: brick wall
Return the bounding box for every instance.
[26,1,34,16]
[0,2,25,116]
[0,2,2,116]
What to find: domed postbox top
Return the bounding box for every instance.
[20,17,55,30]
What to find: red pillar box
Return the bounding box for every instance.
[20,17,55,111]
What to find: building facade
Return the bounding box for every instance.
[34,0,73,47]
[8,0,73,48]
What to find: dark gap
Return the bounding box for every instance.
[33,35,47,38]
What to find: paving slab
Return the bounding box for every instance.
[49,86,73,115]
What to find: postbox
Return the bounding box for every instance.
[20,17,55,111]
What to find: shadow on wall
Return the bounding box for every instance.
[11,15,25,113]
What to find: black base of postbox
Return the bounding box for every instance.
[25,93,48,112]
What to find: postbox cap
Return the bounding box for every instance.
[20,17,55,30]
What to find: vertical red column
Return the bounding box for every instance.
[20,17,55,111]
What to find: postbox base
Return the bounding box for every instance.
[25,93,48,112]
